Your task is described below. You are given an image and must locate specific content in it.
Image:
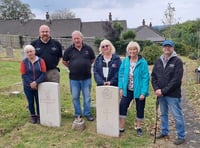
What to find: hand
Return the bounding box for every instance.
[104,81,111,85]
[119,89,123,99]
[155,89,162,96]
[139,94,145,100]
[30,81,37,89]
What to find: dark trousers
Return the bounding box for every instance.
[24,87,39,116]
[119,89,145,119]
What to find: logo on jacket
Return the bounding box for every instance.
[169,64,175,68]
[52,47,57,51]
[112,64,117,68]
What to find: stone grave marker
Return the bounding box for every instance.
[6,46,14,58]
[96,86,119,137]
[20,49,25,59]
[38,82,61,127]
[0,45,3,53]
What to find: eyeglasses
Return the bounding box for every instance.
[101,45,109,48]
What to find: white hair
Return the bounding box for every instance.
[23,45,35,52]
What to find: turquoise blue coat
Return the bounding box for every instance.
[118,55,149,98]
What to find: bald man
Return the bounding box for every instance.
[31,25,63,83]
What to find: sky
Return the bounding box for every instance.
[20,0,199,28]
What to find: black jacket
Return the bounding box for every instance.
[151,55,183,98]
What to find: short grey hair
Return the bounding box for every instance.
[23,45,35,52]
[72,30,83,38]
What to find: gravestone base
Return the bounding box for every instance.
[72,117,85,131]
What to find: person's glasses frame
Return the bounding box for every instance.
[101,45,109,49]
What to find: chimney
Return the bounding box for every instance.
[142,19,145,26]
[46,12,50,20]
[109,12,112,22]
[149,22,152,27]
[45,12,51,24]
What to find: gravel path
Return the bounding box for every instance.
[151,90,200,148]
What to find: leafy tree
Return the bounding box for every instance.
[102,21,123,41]
[0,0,35,20]
[122,30,136,40]
[142,44,162,65]
[50,9,76,19]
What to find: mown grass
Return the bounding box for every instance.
[0,49,199,147]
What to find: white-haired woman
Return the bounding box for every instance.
[93,39,121,86]
[20,45,46,124]
[118,41,149,136]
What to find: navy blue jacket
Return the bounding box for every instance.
[93,54,121,86]
[20,57,46,89]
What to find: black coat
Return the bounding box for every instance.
[151,56,183,98]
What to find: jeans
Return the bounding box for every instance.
[70,79,92,117]
[159,96,186,139]
[24,87,39,116]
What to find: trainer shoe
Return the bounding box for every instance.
[137,128,143,137]
[119,128,125,133]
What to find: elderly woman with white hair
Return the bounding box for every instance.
[118,41,149,136]
[20,45,46,124]
[93,39,121,86]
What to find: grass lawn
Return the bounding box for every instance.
[0,49,199,147]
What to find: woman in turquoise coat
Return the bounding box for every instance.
[118,41,149,136]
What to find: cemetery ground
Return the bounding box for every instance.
[0,49,200,147]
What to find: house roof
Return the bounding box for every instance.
[0,18,164,42]
[81,20,127,38]
[0,18,81,38]
[0,19,127,39]
[134,25,165,42]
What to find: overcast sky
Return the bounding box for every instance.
[21,0,199,28]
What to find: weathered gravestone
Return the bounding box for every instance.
[6,46,13,58]
[38,82,61,127]
[20,49,25,59]
[96,86,119,137]
[0,45,3,53]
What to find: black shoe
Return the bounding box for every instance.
[119,129,125,133]
[137,128,143,137]
[36,116,40,124]
[85,115,94,121]
[75,115,82,119]
[173,138,185,145]
[31,116,37,124]
[156,133,168,139]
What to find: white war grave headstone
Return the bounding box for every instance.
[96,86,119,137]
[38,82,61,127]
